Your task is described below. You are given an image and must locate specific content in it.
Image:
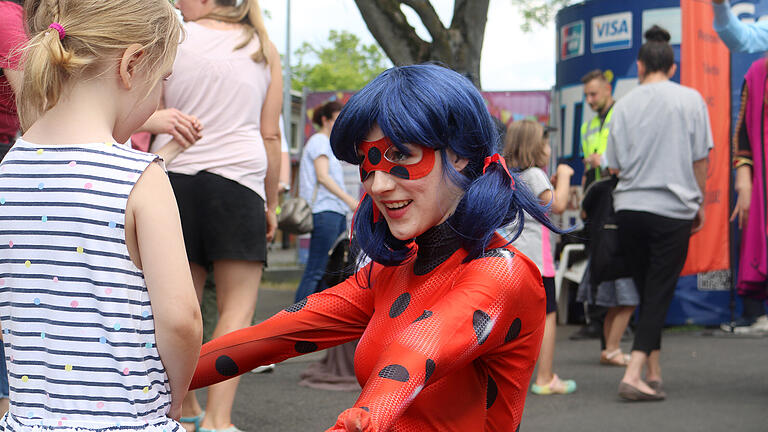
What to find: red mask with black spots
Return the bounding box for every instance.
[358,137,436,181]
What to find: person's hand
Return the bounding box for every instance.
[692,207,706,233]
[552,163,575,185]
[344,196,359,211]
[730,186,751,229]
[587,153,602,168]
[328,408,372,432]
[556,163,575,178]
[266,207,277,242]
[144,108,203,148]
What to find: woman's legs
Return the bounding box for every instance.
[180,262,209,430]
[604,306,635,355]
[294,212,347,302]
[618,211,691,396]
[201,260,263,430]
[646,350,662,383]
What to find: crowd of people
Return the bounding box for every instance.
[0,0,764,430]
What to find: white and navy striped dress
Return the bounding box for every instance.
[0,139,180,432]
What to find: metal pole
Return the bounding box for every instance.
[282,0,291,138]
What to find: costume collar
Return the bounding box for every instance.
[413,221,463,276]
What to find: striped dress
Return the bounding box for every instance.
[0,139,180,432]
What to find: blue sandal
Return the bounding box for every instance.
[198,426,243,432]
[179,411,205,431]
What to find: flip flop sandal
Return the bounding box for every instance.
[198,425,244,432]
[600,349,630,366]
[179,411,205,431]
[531,374,577,395]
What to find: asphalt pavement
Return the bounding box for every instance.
[195,284,767,432]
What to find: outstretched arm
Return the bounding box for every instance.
[712,0,768,53]
[190,270,375,389]
[328,250,546,432]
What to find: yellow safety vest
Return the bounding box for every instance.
[580,105,614,160]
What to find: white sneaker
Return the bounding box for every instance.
[734,315,768,335]
[250,364,276,374]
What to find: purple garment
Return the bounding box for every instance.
[739,59,768,300]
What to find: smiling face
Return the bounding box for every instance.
[360,125,468,241]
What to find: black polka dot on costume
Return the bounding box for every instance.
[284,298,307,313]
[389,165,410,179]
[215,355,239,377]
[413,310,433,323]
[389,293,411,318]
[505,318,522,343]
[378,364,409,382]
[368,146,382,165]
[360,406,370,412]
[486,375,498,409]
[473,310,491,345]
[295,341,318,353]
[425,359,435,384]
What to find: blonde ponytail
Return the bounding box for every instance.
[18,0,182,130]
[204,0,273,64]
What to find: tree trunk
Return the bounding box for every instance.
[353,0,490,88]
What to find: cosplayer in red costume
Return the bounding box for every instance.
[190,65,564,431]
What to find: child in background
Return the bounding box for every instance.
[0,0,202,430]
[502,120,577,395]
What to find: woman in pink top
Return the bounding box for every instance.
[150,0,282,431]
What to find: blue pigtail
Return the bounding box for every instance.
[450,160,566,262]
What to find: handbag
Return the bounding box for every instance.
[277,184,317,235]
[583,176,632,285]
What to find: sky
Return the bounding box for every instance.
[259,0,557,91]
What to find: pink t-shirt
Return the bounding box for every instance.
[0,2,25,143]
[151,22,272,200]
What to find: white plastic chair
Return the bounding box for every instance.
[554,243,587,325]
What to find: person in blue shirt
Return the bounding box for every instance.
[712,0,768,52]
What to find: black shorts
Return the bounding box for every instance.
[542,276,557,314]
[169,171,267,267]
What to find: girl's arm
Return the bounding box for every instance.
[190,269,375,390]
[126,161,203,420]
[261,41,283,242]
[314,155,359,210]
[540,164,574,214]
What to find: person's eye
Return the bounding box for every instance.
[389,150,408,162]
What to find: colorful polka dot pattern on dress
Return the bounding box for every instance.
[0,139,175,430]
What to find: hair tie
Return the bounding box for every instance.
[482,154,516,190]
[48,22,66,40]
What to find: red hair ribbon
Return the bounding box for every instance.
[482,153,515,189]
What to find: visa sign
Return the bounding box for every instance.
[591,12,633,53]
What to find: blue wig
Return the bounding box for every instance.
[330,64,563,265]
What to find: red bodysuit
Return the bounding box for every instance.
[190,225,546,431]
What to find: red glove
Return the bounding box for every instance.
[327,408,373,432]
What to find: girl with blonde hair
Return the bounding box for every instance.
[502,119,577,395]
[0,0,203,430]
[150,0,282,430]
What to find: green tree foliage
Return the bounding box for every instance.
[291,30,391,91]
[512,0,580,32]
